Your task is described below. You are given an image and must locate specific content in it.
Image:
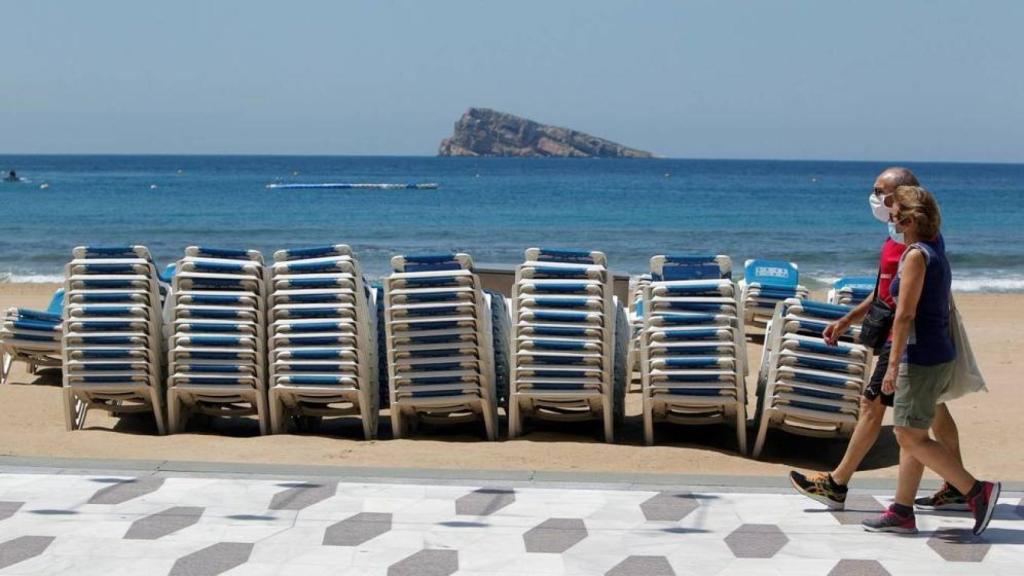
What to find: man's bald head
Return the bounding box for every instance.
[874,167,920,194]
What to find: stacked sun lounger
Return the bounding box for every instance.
[638,255,748,451]
[267,245,379,438]
[751,297,871,458]
[1,289,65,385]
[508,248,627,442]
[627,274,652,392]
[739,259,809,329]
[383,253,499,440]
[828,276,875,306]
[61,246,167,433]
[165,247,269,434]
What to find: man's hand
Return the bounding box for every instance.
[823,316,851,346]
[881,364,898,396]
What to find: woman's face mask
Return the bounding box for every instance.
[869,192,892,223]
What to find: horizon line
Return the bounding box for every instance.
[2,152,1023,167]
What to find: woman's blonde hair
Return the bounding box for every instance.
[893,185,942,239]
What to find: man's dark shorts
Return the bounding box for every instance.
[862,344,894,407]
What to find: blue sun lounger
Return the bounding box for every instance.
[828,276,875,306]
[639,255,747,452]
[166,246,269,434]
[509,248,627,442]
[62,245,167,434]
[751,298,873,458]
[0,288,65,385]
[267,244,379,439]
[383,252,501,440]
[738,259,809,329]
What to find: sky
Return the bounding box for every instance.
[2,1,1022,162]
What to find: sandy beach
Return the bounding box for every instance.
[2,282,1021,481]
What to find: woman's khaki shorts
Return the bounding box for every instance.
[894,361,954,429]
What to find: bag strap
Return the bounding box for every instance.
[870,264,883,304]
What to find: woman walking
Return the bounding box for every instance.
[861,185,999,535]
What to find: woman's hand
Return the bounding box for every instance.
[823,316,851,346]
[882,364,898,395]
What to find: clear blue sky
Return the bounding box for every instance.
[2,1,1022,162]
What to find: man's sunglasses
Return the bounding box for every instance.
[873,187,895,206]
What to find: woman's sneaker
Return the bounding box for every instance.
[914,483,969,511]
[966,481,1001,536]
[862,505,918,534]
[788,471,847,510]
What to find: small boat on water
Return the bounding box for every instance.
[265,182,439,190]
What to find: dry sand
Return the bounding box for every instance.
[2,282,1021,480]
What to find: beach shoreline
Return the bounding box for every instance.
[2,282,1021,481]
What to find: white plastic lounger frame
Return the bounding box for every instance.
[739,259,809,329]
[508,248,626,442]
[384,254,498,437]
[751,297,872,458]
[626,274,651,392]
[61,246,167,434]
[828,276,876,306]
[267,244,379,439]
[383,253,499,440]
[0,289,65,385]
[166,247,270,434]
[639,255,748,452]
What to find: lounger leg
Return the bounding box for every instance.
[270,391,285,434]
[390,406,404,439]
[508,396,520,438]
[735,404,748,455]
[643,394,654,446]
[751,409,771,459]
[481,400,497,441]
[360,390,377,440]
[150,388,167,436]
[63,388,77,431]
[602,398,614,443]
[167,390,180,434]
[255,391,269,436]
[0,352,11,386]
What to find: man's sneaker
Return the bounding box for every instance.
[966,481,1001,536]
[915,483,969,511]
[862,505,918,534]
[789,471,847,510]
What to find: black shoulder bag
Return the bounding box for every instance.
[859,266,894,352]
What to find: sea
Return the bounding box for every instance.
[1,155,1022,292]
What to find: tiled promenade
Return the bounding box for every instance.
[0,459,1021,575]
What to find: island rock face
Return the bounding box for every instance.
[438,108,653,158]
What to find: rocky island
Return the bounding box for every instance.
[438,108,653,158]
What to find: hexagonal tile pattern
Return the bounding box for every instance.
[124,506,205,540]
[829,494,884,525]
[724,523,788,558]
[89,477,166,505]
[523,518,588,553]
[269,481,337,510]
[168,542,254,576]
[455,487,515,516]
[323,512,392,546]
[927,528,991,562]
[0,501,23,521]
[387,549,458,576]
[606,555,675,575]
[828,559,891,575]
[0,536,55,570]
[639,491,699,522]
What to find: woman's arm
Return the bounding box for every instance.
[823,287,875,345]
[882,250,925,393]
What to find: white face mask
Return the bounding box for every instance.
[888,222,905,244]
[869,192,891,223]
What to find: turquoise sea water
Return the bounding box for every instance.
[1,155,1022,291]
